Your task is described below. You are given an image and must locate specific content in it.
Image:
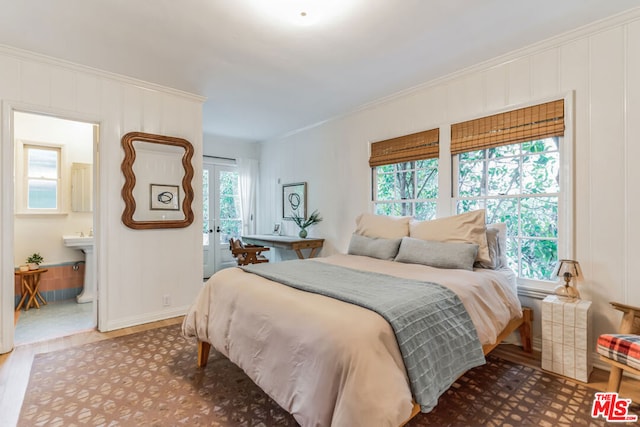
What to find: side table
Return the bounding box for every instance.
[541,295,592,382]
[15,268,48,311]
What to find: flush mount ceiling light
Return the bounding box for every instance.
[246,0,359,26]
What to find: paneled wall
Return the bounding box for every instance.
[259,11,640,359]
[0,45,204,353]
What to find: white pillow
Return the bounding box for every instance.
[355,213,410,239]
[409,210,490,264]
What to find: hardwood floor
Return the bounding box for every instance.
[493,344,640,403]
[1,320,638,426]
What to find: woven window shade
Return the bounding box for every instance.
[450,99,564,155]
[369,128,439,167]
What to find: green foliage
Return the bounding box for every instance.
[374,159,438,220]
[26,252,44,265]
[457,138,560,280]
[292,210,322,230]
[376,139,560,280]
[202,170,242,243]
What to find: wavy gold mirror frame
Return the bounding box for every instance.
[121,132,195,229]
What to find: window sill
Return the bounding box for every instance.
[15,211,69,218]
[517,278,556,300]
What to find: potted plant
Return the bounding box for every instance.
[291,210,322,238]
[26,252,44,270]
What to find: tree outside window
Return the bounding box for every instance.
[218,171,242,243]
[457,137,560,280]
[374,159,438,220]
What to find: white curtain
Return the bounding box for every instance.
[237,158,259,235]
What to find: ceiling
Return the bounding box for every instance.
[0,1,638,142]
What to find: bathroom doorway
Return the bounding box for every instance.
[12,111,98,345]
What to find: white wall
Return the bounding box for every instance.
[203,133,260,160]
[13,112,94,266]
[258,10,640,362]
[0,45,204,353]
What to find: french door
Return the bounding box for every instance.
[203,160,242,278]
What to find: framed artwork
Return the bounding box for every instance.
[272,222,281,235]
[150,184,180,210]
[282,182,307,220]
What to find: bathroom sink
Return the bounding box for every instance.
[62,235,95,304]
[62,235,94,250]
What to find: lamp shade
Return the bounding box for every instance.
[552,259,583,299]
[552,259,583,282]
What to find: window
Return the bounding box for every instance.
[370,129,439,220]
[451,99,566,283]
[455,138,560,280]
[202,166,242,246]
[373,160,438,219]
[218,170,242,243]
[23,144,62,211]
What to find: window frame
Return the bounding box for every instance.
[16,141,66,215]
[453,138,562,280]
[371,158,439,220]
[452,94,574,293]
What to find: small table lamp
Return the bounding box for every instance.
[552,259,583,300]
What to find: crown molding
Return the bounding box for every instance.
[0,43,206,103]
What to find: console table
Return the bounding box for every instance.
[242,235,324,259]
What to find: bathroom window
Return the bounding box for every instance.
[21,144,63,212]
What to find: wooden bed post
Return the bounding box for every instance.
[519,307,533,353]
[197,341,211,368]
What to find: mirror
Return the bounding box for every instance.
[121,132,194,229]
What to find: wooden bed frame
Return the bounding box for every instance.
[401,306,532,425]
[195,307,533,426]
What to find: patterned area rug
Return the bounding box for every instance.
[19,324,638,426]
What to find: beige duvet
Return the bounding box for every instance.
[182,254,522,427]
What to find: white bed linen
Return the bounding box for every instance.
[182,254,522,427]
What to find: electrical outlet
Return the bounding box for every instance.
[162,294,171,306]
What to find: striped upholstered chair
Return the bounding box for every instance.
[596,302,640,392]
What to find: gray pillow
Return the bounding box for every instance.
[475,227,501,269]
[347,234,402,261]
[394,237,479,270]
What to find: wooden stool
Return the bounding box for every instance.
[15,268,48,311]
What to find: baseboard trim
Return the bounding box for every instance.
[103,306,188,332]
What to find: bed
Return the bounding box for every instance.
[182,211,532,426]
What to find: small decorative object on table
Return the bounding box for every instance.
[291,209,322,238]
[552,259,583,300]
[26,252,44,270]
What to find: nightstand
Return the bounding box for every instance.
[541,295,592,382]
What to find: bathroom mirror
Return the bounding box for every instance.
[121,132,194,229]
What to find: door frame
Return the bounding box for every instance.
[0,101,101,354]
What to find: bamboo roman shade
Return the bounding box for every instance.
[450,99,564,155]
[369,128,439,167]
